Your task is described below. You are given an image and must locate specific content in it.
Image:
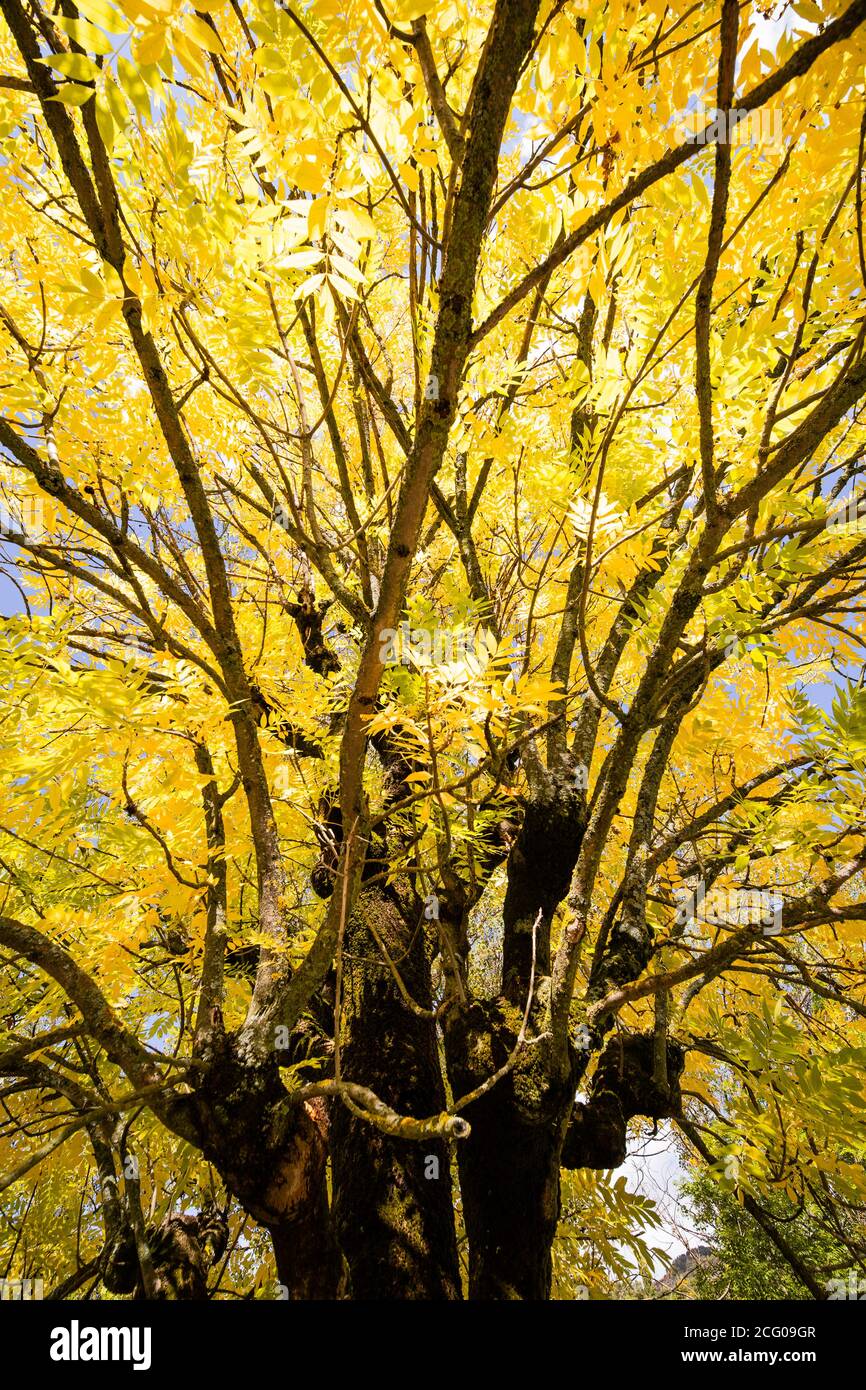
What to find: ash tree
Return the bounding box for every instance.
[1,0,866,1301]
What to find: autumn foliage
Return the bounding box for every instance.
[1,0,866,1301]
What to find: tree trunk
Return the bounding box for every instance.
[445,1000,574,1300]
[501,785,584,999]
[331,884,461,1298]
[195,1034,341,1299]
[269,1189,342,1301]
[444,777,585,1298]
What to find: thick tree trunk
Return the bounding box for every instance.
[195,1034,341,1299]
[444,1001,574,1300]
[269,1190,342,1301]
[562,1033,685,1169]
[501,784,585,999]
[443,776,585,1299]
[331,885,461,1299]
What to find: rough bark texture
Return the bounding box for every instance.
[445,999,575,1299]
[331,886,461,1299]
[501,780,586,998]
[103,1205,228,1300]
[562,1032,685,1169]
[193,1033,341,1299]
[436,770,585,1300]
[269,1184,341,1302]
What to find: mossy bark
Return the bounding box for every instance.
[436,779,585,1299]
[269,1186,341,1301]
[331,885,461,1298]
[501,783,585,1000]
[444,1000,574,1300]
[194,1034,341,1300]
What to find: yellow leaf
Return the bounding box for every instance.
[172,28,209,82]
[103,75,127,127]
[337,206,376,241]
[293,271,326,302]
[47,51,102,82]
[54,16,115,54]
[326,271,358,301]
[259,70,294,97]
[390,0,436,18]
[94,94,115,150]
[116,56,150,116]
[307,197,328,241]
[76,0,126,32]
[47,82,95,107]
[400,160,419,193]
[135,25,167,68]
[327,251,363,283]
[102,262,124,298]
[179,14,225,54]
[91,298,119,333]
[289,158,327,196]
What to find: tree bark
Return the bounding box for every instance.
[269,1190,342,1301]
[441,774,585,1299]
[194,1033,341,1300]
[501,780,585,999]
[331,885,461,1298]
[445,1001,574,1300]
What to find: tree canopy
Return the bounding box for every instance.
[1,0,866,1301]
